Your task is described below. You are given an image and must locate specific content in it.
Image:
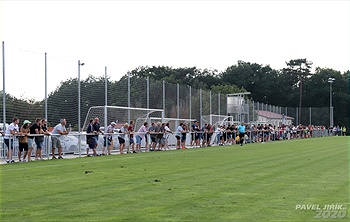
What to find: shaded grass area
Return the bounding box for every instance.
[0,137,349,221]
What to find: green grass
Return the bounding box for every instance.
[1,137,349,221]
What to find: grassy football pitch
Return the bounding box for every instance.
[0,137,349,221]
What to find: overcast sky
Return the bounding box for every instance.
[1,0,349,101]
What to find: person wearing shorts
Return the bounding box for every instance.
[175,123,185,149]
[4,117,20,163]
[34,119,45,160]
[148,122,156,151]
[102,122,116,155]
[136,122,148,152]
[128,121,135,153]
[30,118,43,161]
[86,118,99,157]
[19,120,31,162]
[237,122,246,146]
[118,123,128,154]
[51,119,68,159]
[154,122,164,151]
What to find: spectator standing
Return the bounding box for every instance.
[181,123,188,149]
[51,119,68,159]
[118,123,129,154]
[175,123,185,149]
[164,122,172,150]
[136,122,148,152]
[92,118,103,150]
[102,122,116,155]
[4,117,20,163]
[31,118,44,161]
[191,121,200,147]
[86,119,99,157]
[128,121,135,153]
[38,119,50,160]
[19,120,31,162]
[154,122,165,151]
[148,122,156,151]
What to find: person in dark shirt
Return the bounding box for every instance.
[86,118,100,156]
[29,119,41,161]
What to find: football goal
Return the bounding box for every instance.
[82,106,164,131]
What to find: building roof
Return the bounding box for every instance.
[257,110,294,120]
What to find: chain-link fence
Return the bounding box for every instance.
[1,75,332,129]
[0,42,340,161]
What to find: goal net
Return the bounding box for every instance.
[201,114,239,127]
[135,117,196,132]
[82,106,164,131]
[134,117,196,147]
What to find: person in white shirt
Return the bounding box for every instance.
[4,117,20,163]
[51,119,68,159]
[118,123,129,154]
[175,123,185,150]
[102,122,116,155]
[136,122,148,152]
[164,122,172,150]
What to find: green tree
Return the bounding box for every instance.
[282,59,313,124]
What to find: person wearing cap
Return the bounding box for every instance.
[101,121,116,155]
[19,120,31,162]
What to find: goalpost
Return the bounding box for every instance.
[135,117,196,132]
[134,117,196,147]
[201,114,238,127]
[82,106,164,131]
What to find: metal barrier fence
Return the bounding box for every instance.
[0,128,337,162]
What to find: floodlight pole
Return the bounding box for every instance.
[128,75,131,123]
[104,66,108,133]
[163,80,165,121]
[210,91,212,125]
[147,76,149,109]
[218,93,220,116]
[2,41,6,130]
[328,78,335,128]
[78,60,84,157]
[177,83,179,119]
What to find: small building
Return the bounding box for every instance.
[257,110,294,126]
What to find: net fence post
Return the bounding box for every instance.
[210,90,212,124]
[78,60,81,157]
[177,83,179,119]
[218,93,220,116]
[309,107,311,126]
[163,80,165,120]
[147,76,149,109]
[200,88,202,126]
[189,85,192,121]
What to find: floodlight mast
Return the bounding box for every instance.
[328,78,335,127]
[78,60,84,157]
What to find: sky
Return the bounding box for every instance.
[1,0,349,101]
